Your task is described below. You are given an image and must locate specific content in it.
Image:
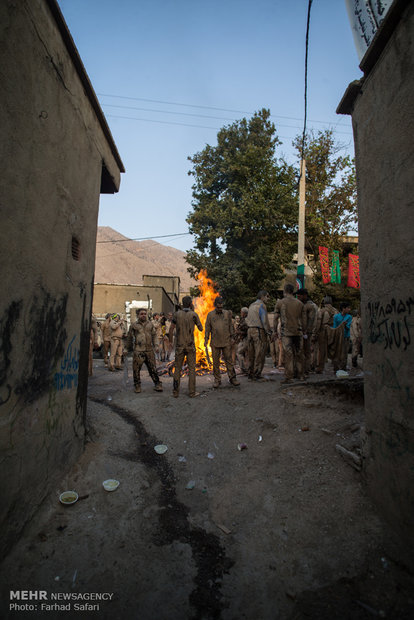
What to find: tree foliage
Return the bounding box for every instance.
[293,129,359,306]
[186,109,298,311]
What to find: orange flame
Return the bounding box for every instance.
[193,269,219,365]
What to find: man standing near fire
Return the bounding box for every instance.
[235,307,249,373]
[169,296,203,398]
[246,290,272,381]
[126,308,163,393]
[204,297,240,389]
[274,283,305,384]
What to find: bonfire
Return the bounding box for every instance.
[164,269,220,376]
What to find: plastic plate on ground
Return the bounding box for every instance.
[154,444,168,454]
[59,491,78,505]
[102,479,120,492]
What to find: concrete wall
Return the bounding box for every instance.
[339,0,414,564]
[0,0,123,556]
[142,275,181,305]
[93,284,175,316]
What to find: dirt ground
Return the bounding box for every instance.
[1,356,414,620]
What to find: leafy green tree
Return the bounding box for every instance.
[293,129,359,307]
[186,109,298,311]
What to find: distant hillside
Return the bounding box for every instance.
[95,227,195,291]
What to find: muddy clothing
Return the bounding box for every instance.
[172,308,203,397]
[313,304,338,373]
[173,309,202,348]
[313,304,337,336]
[274,297,305,337]
[247,329,268,379]
[127,320,161,388]
[246,299,271,379]
[102,318,112,342]
[235,316,248,344]
[205,309,234,348]
[89,316,98,376]
[152,319,162,337]
[274,297,305,380]
[301,299,317,373]
[350,316,362,366]
[205,309,236,383]
[109,318,124,370]
[235,316,249,373]
[101,317,112,365]
[132,351,160,388]
[302,300,317,335]
[126,320,157,353]
[151,318,163,360]
[247,299,271,333]
[163,319,173,361]
[327,323,346,372]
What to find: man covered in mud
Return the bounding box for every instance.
[274,283,305,384]
[246,290,272,381]
[108,313,125,371]
[204,297,240,389]
[235,307,249,374]
[126,308,163,393]
[296,288,317,375]
[312,295,338,374]
[101,313,112,366]
[169,296,203,398]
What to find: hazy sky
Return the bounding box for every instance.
[57,0,361,252]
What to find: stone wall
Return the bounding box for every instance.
[339,0,414,565]
[0,0,123,556]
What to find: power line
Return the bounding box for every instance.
[96,232,191,244]
[106,113,349,143]
[106,114,220,131]
[98,93,251,115]
[98,92,352,134]
[103,103,352,136]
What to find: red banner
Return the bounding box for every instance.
[347,254,360,288]
[319,246,330,284]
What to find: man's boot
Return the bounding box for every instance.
[213,379,221,388]
[230,377,240,386]
[134,385,141,393]
[352,356,358,368]
[154,382,163,392]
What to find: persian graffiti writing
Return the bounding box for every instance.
[54,335,79,390]
[367,296,414,351]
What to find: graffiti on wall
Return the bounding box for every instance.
[54,335,79,391]
[367,296,414,351]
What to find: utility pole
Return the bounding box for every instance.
[297,158,306,289]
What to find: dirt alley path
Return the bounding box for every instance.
[1,358,413,619]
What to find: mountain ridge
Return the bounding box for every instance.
[94,227,195,291]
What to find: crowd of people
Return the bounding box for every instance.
[89,285,362,396]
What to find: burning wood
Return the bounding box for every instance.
[158,270,226,376]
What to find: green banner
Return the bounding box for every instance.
[330,250,341,283]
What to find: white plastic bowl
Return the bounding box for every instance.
[59,491,78,505]
[102,479,120,492]
[154,444,168,454]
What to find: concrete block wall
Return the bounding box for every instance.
[0,0,122,556]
